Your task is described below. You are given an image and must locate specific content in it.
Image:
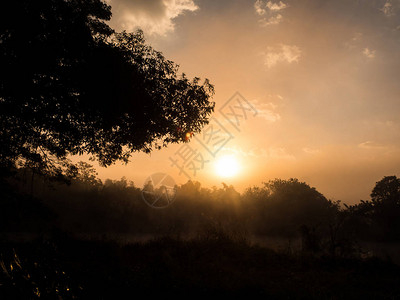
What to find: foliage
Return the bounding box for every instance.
[2,171,400,298]
[346,176,400,241]
[4,166,400,245]
[371,175,400,205]
[0,0,214,176]
[74,161,102,186]
[243,178,339,237]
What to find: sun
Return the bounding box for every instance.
[214,155,240,178]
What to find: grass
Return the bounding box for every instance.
[1,231,400,299]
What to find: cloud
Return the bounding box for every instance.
[363,48,376,58]
[222,146,295,161]
[254,0,287,15]
[303,147,320,155]
[251,99,281,122]
[267,147,296,161]
[266,1,287,11]
[346,34,378,60]
[219,146,267,158]
[262,44,302,68]
[358,141,386,149]
[344,32,363,50]
[259,14,283,26]
[106,0,198,35]
[352,32,363,42]
[254,0,287,26]
[381,1,394,16]
[254,0,266,15]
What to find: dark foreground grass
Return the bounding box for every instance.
[1,233,400,299]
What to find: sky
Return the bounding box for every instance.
[92,0,400,204]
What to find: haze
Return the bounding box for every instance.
[94,0,400,204]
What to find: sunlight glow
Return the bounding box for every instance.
[185,132,193,141]
[215,155,240,178]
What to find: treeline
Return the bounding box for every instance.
[1,164,400,256]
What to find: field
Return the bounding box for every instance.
[1,231,400,299]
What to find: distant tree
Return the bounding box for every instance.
[142,179,155,190]
[75,161,102,186]
[369,176,400,240]
[371,176,400,206]
[0,0,214,177]
[345,176,400,241]
[244,178,338,236]
[211,183,240,205]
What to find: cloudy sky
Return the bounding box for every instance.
[95,0,400,204]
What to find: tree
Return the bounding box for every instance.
[371,175,400,206]
[0,0,214,177]
[75,161,102,186]
[347,176,400,241]
[243,178,338,236]
[370,176,400,240]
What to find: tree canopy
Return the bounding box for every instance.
[243,178,339,236]
[346,175,400,241]
[371,175,400,206]
[0,0,214,176]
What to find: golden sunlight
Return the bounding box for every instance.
[214,155,240,178]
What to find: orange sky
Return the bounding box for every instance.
[88,0,400,204]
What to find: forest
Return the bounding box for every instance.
[1,165,400,298]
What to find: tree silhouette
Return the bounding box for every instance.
[347,176,400,241]
[243,178,338,236]
[369,176,400,240]
[0,0,214,175]
[75,161,102,186]
[371,175,400,206]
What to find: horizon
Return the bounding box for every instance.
[84,0,400,204]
